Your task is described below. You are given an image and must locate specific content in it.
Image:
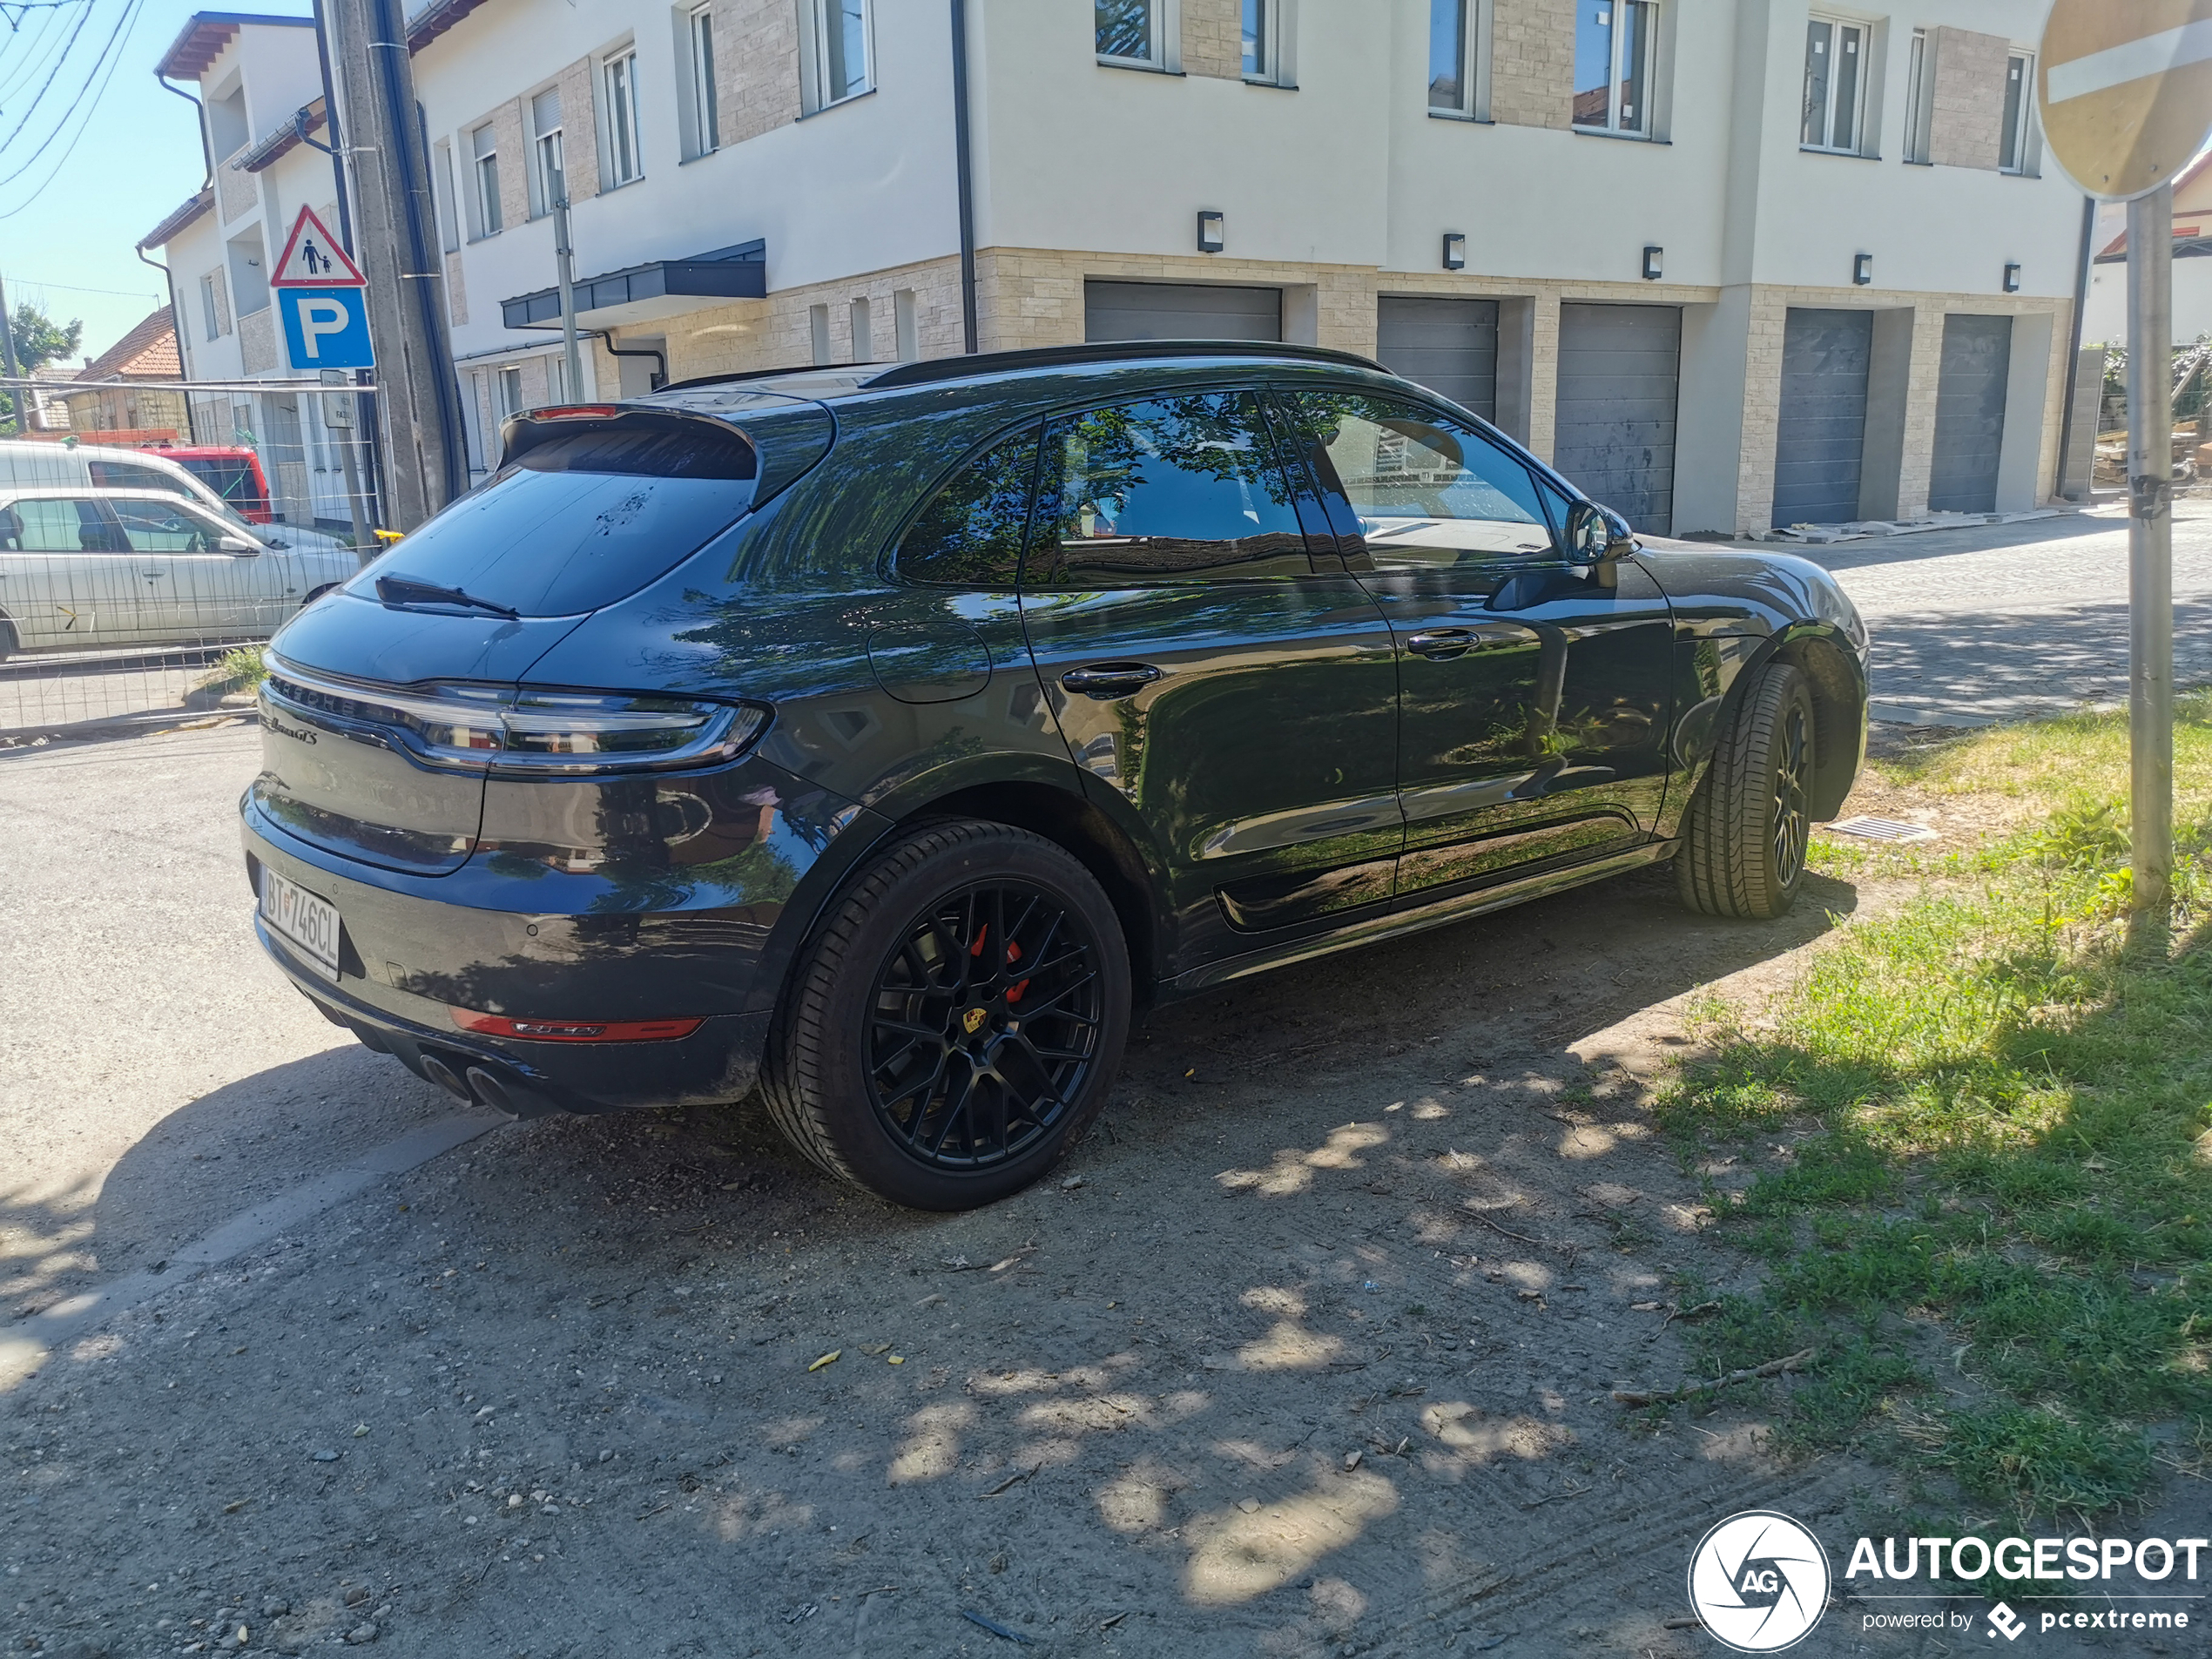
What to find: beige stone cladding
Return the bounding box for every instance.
[443,251,469,329]
[713,0,802,146]
[1489,0,1575,130]
[1926,27,2008,172]
[1181,0,1244,79]
[555,57,602,200]
[217,152,257,224]
[1736,285,2071,533]
[655,255,968,381]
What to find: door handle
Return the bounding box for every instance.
[1060,662,1163,699]
[1405,628,1475,660]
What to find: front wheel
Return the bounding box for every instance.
[761,820,1131,1210]
[1675,661,1817,920]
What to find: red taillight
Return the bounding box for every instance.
[448,1008,703,1042]
[533,404,622,421]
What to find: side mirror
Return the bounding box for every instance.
[1562,500,1636,565]
[218,535,260,557]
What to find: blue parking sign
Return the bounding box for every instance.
[280,287,374,370]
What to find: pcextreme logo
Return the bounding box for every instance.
[1688,1512,1832,1653]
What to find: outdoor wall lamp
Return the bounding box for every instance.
[1197,211,1225,253]
[1442,233,1466,270]
[1642,245,1663,280]
[2003,261,2022,293]
[1852,253,1874,286]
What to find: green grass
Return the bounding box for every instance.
[197,644,268,697]
[1655,692,2212,1519]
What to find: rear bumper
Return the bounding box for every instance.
[261,923,772,1114]
[243,806,778,1114]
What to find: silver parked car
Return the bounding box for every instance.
[0,489,361,656]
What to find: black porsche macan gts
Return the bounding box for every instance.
[242,341,1868,1209]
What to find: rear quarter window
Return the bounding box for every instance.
[344,424,759,617]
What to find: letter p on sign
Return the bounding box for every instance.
[280,287,374,371]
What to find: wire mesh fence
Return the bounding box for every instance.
[0,378,382,739]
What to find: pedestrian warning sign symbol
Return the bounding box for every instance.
[270,206,365,288]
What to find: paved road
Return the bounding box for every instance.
[1795,498,2212,725]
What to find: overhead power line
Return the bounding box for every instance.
[0,0,146,216]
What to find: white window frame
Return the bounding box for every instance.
[1999,50,2036,174]
[1096,0,1170,71]
[1242,0,1295,85]
[470,123,502,237]
[496,365,524,422]
[1901,27,1933,163]
[603,47,644,185]
[1800,13,1870,155]
[801,0,873,113]
[529,89,566,217]
[433,138,461,253]
[688,3,719,155]
[1426,0,1475,116]
[199,273,220,341]
[1572,0,1659,139]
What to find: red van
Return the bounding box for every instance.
[151,446,273,523]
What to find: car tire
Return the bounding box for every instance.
[1675,661,1816,921]
[760,819,1131,1211]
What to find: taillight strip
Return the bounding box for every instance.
[448,1008,704,1043]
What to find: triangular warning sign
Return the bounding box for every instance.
[270,206,365,288]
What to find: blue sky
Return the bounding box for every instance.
[0,0,312,366]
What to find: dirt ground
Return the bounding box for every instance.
[0,722,2200,1659]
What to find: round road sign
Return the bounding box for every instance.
[2040,0,2212,200]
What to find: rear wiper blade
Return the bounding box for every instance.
[374,574,520,619]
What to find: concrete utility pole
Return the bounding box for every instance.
[0,269,23,433]
[323,0,466,529]
[553,195,583,401]
[2126,183,2175,948]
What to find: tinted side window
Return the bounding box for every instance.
[894,425,1042,589]
[88,461,185,496]
[1277,390,1554,568]
[1027,391,1311,586]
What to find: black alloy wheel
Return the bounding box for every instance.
[762,819,1130,1210]
[1770,696,1811,890]
[1675,661,1818,921]
[865,880,1103,1170]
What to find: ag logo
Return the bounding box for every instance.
[1687,1511,1831,1652]
[961,1007,988,1035]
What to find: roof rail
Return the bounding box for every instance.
[864,339,1386,390]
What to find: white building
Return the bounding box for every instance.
[146,2,2089,535]
[138,13,369,530]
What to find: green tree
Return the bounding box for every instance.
[9,300,81,374]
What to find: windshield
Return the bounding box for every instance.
[342,424,759,617]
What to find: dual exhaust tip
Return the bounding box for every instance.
[418,1052,556,1119]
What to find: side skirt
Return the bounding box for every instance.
[1160,840,1677,998]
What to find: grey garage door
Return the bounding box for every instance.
[1771,308,1873,527]
[1554,302,1681,535]
[1084,280,1282,342]
[1375,295,1499,422]
[1927,314,2013,515]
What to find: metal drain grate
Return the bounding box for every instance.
[1824,816,1938,844]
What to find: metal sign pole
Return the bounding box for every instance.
[2126,182,2175,947]
[554,195,584,401]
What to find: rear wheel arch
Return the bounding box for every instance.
[0,609,16,661]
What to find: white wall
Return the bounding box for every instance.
[412,0,963,367]
[2083,260,2212,346]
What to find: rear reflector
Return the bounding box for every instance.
[533,404,623,421]
[449,1008,703,1043]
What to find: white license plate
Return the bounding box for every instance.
[259,867,341,981]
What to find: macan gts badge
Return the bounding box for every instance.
[243,341,1868,1210]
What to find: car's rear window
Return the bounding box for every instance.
[344,425,759,617]
[174,459,265,507]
